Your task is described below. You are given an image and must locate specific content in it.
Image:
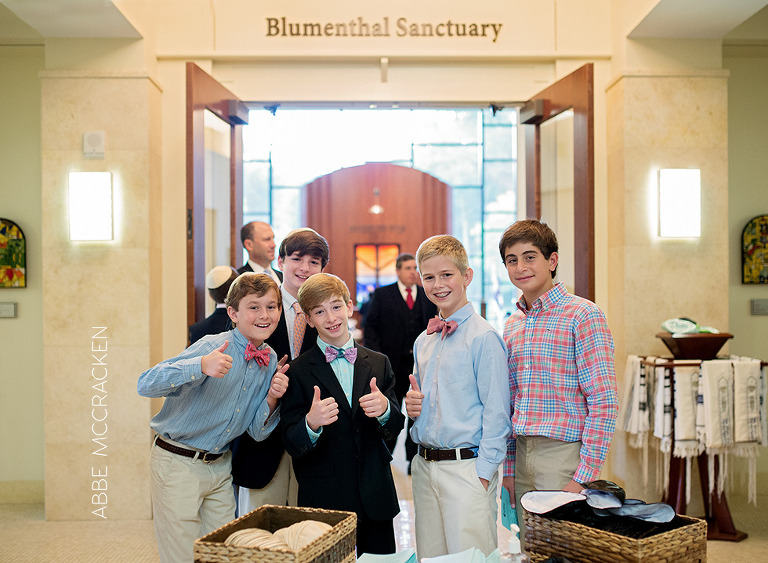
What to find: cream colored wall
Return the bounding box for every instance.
[39,69,161,520]
[0,45,45,503]
[724,45,768,490]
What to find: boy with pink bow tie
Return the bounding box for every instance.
[405,235,511,559]
[137,273,289,563]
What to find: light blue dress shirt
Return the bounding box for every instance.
[137,328,279,453]
[410,302,511,480]
[306,336,390,441]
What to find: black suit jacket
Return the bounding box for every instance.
[188,307,232,345]
[230,306,317,489]
[363,283,437,394]
[281,343,402,521]
[237,262,283,282]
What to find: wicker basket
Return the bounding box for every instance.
[194,504,356,563]
[524,511,706,563]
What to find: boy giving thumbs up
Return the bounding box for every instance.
[137,273,289,563]
[280,273,404,556]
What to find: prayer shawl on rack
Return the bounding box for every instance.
[699,359,734,497]
[673,365,702,505]
[652,357,672,496]
[732,357,762,503]
[621,355,651,484]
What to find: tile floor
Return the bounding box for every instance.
[1,441,766,562]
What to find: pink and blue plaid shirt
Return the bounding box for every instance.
[502,282,618,483]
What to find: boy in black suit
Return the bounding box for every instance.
[363,253,437,460]
[189,265,238,344]
[282,273,403,555]
[231,228,330,514]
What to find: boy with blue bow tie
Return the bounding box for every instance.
[281,273,404,555]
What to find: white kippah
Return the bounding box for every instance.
[206,265,235,289]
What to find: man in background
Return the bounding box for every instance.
[238,221,282,283]
[364,253,437,465]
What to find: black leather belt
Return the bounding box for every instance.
[418,446,478,462]
[155,437,223,463]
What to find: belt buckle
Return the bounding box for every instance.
[200,452,216,463]
[423,448,436,462]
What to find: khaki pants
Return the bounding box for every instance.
[150,441,235,563]
[411,454,499,559]
[514,436,582,544]
[237,450,298,516]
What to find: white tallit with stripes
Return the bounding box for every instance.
[621,355,651,484]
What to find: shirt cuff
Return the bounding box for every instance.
[376,402,391,425]
[305,418,322,444]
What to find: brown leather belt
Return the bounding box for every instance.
[155,436,224,463]
[418,446,478,462]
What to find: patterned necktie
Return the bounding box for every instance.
[292,302,306,358]
[405,287,415,310]
[244,342,271,366]
[426,316,458,340]
[325,346,357,364]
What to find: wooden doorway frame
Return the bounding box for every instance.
[186,62,245,326]
[523,63,594,301]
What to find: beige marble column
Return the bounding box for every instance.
[41,71,162,520]
[605,70,729,494]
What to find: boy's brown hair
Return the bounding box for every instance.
[297,273,350,314]
[498,219,559,278]
[278,228,330,268]
[226,273,282,317]
[416,235,469,273]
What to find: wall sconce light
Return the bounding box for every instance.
[658,169,701,238]
[68,171,113,241]
[368,187,384,215]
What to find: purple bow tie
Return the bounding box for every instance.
[325,346,357,364]
[426,316,458,340]
[244,342,271,366]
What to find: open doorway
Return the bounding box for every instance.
[241,107,519,330]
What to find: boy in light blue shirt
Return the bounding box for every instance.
[137,273,289,563]
[405,235,511,559]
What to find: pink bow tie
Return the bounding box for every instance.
[325,346,357,364]
[426,316,458,339]
[244,342,271,366]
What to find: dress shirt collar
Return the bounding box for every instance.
[443,301,474,327]
[317,335,354,353]
[397,280,417,301]
[516,281,567,314]
[248,260,279,282]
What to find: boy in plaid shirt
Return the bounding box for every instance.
[499,219,618,529]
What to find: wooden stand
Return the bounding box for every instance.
[642,358,754,542]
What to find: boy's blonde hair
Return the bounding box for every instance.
[416,235,469,273]
[297,273,350,314]
[226,273,282,316]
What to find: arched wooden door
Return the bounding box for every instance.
[304,162,451,304]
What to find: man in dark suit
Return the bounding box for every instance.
[231,228,330,515]
[363,253,437,462]
[188,265,238,344]
[282,273,403,555]
[237,221,283,282]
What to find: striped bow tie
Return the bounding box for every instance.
[325,346,357,364]
[426,316,458,340]
[244,342,271,366]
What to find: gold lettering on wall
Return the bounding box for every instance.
[265,17,503,43]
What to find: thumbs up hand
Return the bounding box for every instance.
[359,377,388,418]
[306,385,339,432]
[267,360,290,412]
[405,374,424,418]
[201,341,233,378]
